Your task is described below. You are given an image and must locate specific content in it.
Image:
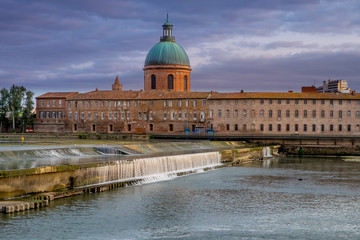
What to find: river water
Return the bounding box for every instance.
[1,156,360,239]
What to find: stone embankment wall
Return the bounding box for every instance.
[250,138,360,147]
[220,147,263,165]
[280,145,360,156]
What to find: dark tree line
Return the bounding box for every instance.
[0,85,35,133]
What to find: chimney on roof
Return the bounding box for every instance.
[112,76,123,91]
[288,90,293,93]
[301,86,317,93]
[240,90,244,93]
[95,88,99,92]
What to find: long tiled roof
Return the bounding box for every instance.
[42,90,360,101]
[36,92,78,99]
[209,92,360,100]
[67,90,211,100]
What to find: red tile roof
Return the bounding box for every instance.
[36,92,78,99]
[209,92,360,100]
[67,90,211,100]
[38,90,360,101]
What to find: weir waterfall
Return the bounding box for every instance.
[0,151,222,198]
[80,152,222,187]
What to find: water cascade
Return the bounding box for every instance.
[77,151,221,187]
[0,151,222,198]
[262,147,272,159]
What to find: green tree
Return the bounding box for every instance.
[0,88,10,133]
[3,85,35,133]
[21,90,35,132]
[9,85,26,132]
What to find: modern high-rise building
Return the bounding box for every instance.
[317,79,351,93]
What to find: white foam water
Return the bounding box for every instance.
[262,147,273,159]
[136,165,218,185]
[79,152,222,187]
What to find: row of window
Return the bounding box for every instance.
[47,98,360,110]
[42,98,360,109]
[211,109,360,119]
[68,99,205,109]
[223,123,356,132]
[68,108,359,121]
[40,100,62,108]
[260,99,356,105]
[69,111,146,121]
[69,100,133,109]
[73,123,155,133]
[73,122,356,133]
[163,110,205,121]
[69,110,206,121]
[211,99,360,106]
[39,111,63,118]
[163,100,206,107]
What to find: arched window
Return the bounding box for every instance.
[151,75,156,89]
[184,75,188,91]
[168,74,174,90]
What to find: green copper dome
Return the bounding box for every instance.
[144,16,190,67]
[144,41,190,66]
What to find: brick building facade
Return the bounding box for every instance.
[208,92,360,135]
[34,18,360,136]
[35,92,77,132]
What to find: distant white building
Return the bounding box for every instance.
[317,79,351,93]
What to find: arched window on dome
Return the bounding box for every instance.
[151,75,156,89]
[184,76,188,91]
[168,74,174,90]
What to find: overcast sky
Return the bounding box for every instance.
[1,0,360,96]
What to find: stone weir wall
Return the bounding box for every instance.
[0,145,266,200]
[0,151,223,199]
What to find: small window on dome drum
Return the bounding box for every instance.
[184,76,188,91]
[168,74,174,90]
[151,75,156,89]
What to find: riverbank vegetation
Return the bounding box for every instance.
[0,85,34,133]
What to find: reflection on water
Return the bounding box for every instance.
[1,156,360,240]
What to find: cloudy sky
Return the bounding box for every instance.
[1,0,360,96]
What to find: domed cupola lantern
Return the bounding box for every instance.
[144,15,191,91]
[161,14,175,42]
